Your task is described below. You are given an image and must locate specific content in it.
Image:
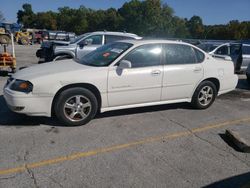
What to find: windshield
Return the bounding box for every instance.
[79,42,133,67]
[70,33,90,44]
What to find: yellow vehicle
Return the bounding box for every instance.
[0,34,16,73]
[15,30,32,45]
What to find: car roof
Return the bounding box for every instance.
[117,39,194,46]
[89,31,142,39]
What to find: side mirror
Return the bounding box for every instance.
[118,60,132,69]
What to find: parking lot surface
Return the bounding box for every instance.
[0,45,250,188]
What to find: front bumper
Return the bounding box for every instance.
[3,87,53,117]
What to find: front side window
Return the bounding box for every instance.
[82,35,103,45]
[122,44,162,68]
[164,44,197,65]
[215,45,229,55]
[71,33,90,44]
[78,42,132,67]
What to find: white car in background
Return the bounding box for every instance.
[4,40,238,126]
[209,42,250,72]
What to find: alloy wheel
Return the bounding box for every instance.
[63,95,92,122]
[198,86,214,106]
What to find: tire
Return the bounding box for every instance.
[20,36,30,45]
[191,81,217,109]
[54,88,98,126]
[0,35,11,44]
[54,54,72,61]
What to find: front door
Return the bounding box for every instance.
[76,35,103,59]
[108,44,163,107]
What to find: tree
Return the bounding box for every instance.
[0,11,5,22]
[35,11,57,30]
[17,3,36,28]
[118,0,144,34]
[187,16,205,39]
[57,6,89,34]
[15,2,250,40]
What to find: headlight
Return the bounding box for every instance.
[10,79,33,93]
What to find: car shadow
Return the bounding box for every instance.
[203,172,250,188]
[0,95,192,127]
[96,102,193,119]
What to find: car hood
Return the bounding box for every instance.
[12,59,91,81]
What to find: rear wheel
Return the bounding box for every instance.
[53,54,73,61]
[191,81,217,109]
[55,88,98,126]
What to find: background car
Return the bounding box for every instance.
[209,42,250,72]
[197,42,223,53]
[4,40,238,126]
[36,31,142,62]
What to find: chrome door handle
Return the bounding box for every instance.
[193,67,202,72]
[151,70,161,76]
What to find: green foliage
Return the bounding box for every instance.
[17,3,36,27]
[16,1,250,40]
[187,16,205,39]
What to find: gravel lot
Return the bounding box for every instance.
[0,44,250,188]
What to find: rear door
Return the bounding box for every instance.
[242,44,250,70]
[230,43,241,64]
[161,44,204,101]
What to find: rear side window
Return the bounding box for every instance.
[194,48,205,63]
[164,44,197,65]
[105,35,134,44]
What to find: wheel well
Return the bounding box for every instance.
[55,53,73,58]
[51,83,102,116]
[203,78,220,92]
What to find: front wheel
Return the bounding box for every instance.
[55,88,98,126]
[191,81,217,109]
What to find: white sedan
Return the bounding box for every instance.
[3,40,238,126]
